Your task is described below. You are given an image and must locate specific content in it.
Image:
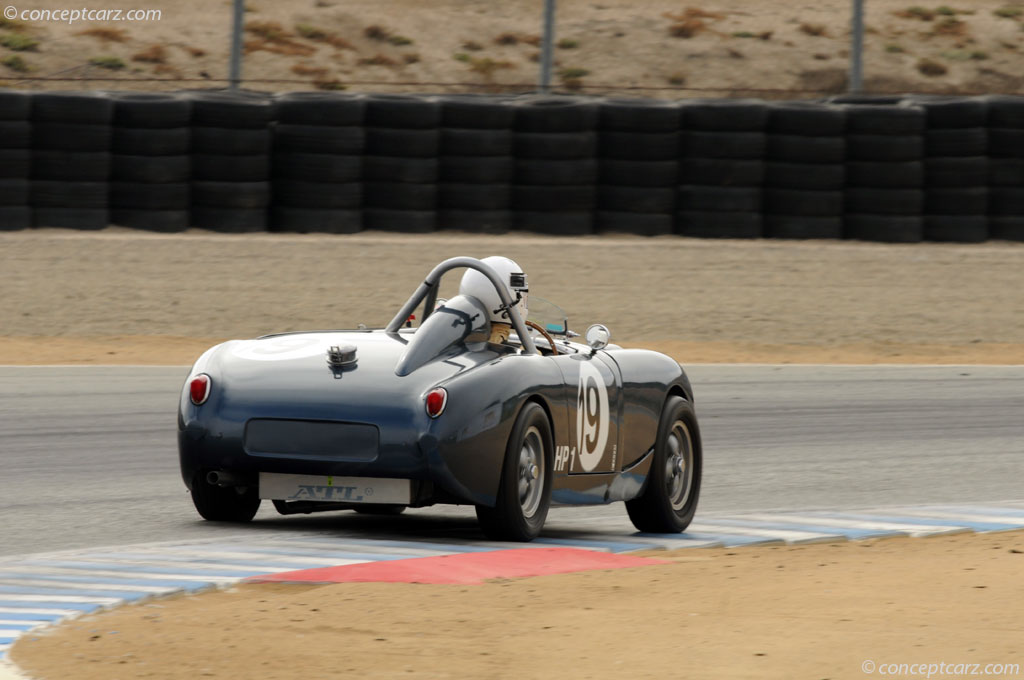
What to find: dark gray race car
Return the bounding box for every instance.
[178,256,701,541]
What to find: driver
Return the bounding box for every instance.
[459,256,528,345]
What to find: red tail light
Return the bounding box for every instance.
[189,374,211,405]
[425,387,447,418]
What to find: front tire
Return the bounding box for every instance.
[475,402,553,541]
[626,396,702,533]
[190,471,261,522]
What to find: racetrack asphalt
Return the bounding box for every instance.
[2,364,1023,558]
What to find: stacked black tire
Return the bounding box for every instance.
[913,96,989,243]
[842,102,927,242]
[189,91,275,232]
[363,94,439,233]
[0,91,31,231]
[595,98,679,236]
[764,103,846,239]
[985,96,1024,242]
[30,92,112,230]
[110,93,192,232]
[677,100,767,238]
[513,97,598,235]
[272,92,365,234]
[438,95,515,234]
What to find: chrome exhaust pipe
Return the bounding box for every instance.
[206,470,243,487]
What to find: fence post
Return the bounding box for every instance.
[229,0,245,90]
[849,0,864,94]
[539,0,556,93]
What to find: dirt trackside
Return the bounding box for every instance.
[12,531,1024,680]
[3,229,1024,365]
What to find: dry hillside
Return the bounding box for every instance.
[2,0,1024,97]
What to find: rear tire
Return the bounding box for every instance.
[191,471,261,522]
[626,396,702,533]
[476,402,553,541]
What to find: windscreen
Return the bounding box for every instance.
[394,295,491,377]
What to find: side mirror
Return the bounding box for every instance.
[585,324,610,351]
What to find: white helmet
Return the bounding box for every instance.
[459,256,528,324]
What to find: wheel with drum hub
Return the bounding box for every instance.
[476,402,553,541]
[626,396,702,533]
[190,470,261,522]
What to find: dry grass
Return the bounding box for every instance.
[244,21,315,57]
[932,17,969,35]
[0,33,37,51]
[917,57,948,75]
[895,6,937,20]
[364,24,390,41]
[131,45,167,64]
[76,27,128,42]
[800,23,828,36]
[0,16,27,32]
[296,24,353,50]
[88,55,125,70]
[1,54,28,72]
[462,40,484,51]
[495,32,519,45]
[403,53,421,64]
[357,53,398,67]
[290,63,328,77]
[314,79,346,90]
[153,63,182,78]
[667,72,686,85]
[669,18,706,38]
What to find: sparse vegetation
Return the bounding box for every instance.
[403,53,420,64]
[245,21,315,56]
[357,53,398,67]
[917,57,948,75]
[76,28,128,42]
[0,33,38,51]
[667,72,686,85]
[557,38,579,49]
[132,45,166,64]
[800,23,828,36]
[314,79,346,90]
[153,63,181,77]
[453,52,471,62]
[468,56,515,77]
[558,67,589,79]
[898,6,936,20]
[0,16,26,31]
[291,63,328,77]
[670,19,706,38]
[1,54,27,72]
[936,5,956,15]
[364,25,389,40]
[886,43,906,53]
[462,40,483,51]
[387,35,413,46]
[295,23,326,40]
[495,32,519,45]
[933,17,968,36]
[994,6,1024,18]
[182,46,206,58]
[732,31,756,38]
[89,55,125,70]
[296,23,352,49]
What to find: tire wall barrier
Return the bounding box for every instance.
[0,89,1022,242]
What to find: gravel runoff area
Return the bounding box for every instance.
[2,228,1024,365]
